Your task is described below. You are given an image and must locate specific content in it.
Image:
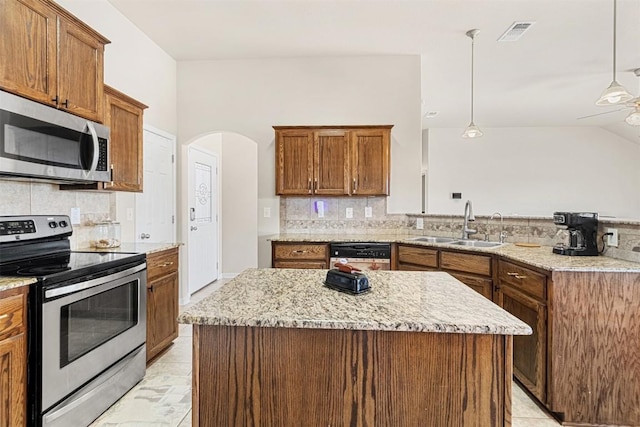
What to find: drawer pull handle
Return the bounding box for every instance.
[507,272,519,276]
[293,250,308,254]
[514,274,527,279]
[0,314,8,320]
[160,262,174,267]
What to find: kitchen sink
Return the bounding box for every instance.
[449,240,503,248]
[410,236,458,243]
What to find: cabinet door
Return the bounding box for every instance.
[0,333,26,427]
[147,272,179,362]
[57,17,104,122]
[350,128,390,196]
[103,86,147,192]
[313,130,350,195]
[449,272,493,300]
[276,130,314,195]
[0,0,57,106]
[496,284,547,403]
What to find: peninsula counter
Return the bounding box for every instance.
[179,268,531,427]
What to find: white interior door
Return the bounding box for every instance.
[135,127,176,243]
[188,146,219,294]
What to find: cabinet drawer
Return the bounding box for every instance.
[397,245,438,268]
[147,248,179,283]
[274,244,327,261]
[0,292,25,338]
[440,251,492,277]
[498,260,546,300]
[448,272,493,300]
[274,261,327,269]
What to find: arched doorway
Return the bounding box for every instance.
[179,131,258,304]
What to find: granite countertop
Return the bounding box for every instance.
[179,268,532,335]
[80,242,181,255]
[268,233,640,273]
[0,277,37,293]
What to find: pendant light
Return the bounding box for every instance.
[462,29,482,138]
[595,0,633,106]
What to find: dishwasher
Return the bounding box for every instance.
[329,242,391,271]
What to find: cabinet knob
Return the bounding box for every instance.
[62,99,69,108]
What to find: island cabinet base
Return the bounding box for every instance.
[192,325,513,427]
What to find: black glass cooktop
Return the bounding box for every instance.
[0,251,145,285]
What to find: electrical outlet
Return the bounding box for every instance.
[346,208,353,219]
[416,218,424,230]
[607,228,619,247]
[126,208,134,221]
[263,207,271,218]
[364,206,372,218]
[70,207,81,225]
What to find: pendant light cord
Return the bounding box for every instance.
[612,0,617,80]
[470,33,475,121]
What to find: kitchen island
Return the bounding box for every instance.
[179,268,531,427]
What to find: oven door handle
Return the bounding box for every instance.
[45,263,146,299]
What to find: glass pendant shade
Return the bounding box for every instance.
[462,122,483,138]
[595,80,634,106]
[624,108,640,126]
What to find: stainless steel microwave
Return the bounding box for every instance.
[0,90,110,183]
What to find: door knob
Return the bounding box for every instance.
[140,233,150,239]
[190,226,198,231]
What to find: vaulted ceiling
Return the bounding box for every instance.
[108,0,640,141]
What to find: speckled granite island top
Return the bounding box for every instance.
[179,268,532,335]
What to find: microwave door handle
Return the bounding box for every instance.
[84,121,99,177]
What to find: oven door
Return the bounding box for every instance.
[40,264,146,412]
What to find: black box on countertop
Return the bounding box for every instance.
[324,269,370,295]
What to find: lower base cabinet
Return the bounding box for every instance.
[272,242,328,269]
[146,247,180,362]
[0,287,28,427]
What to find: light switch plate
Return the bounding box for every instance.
[416,218,424,230]
[263,207,271,218]
[346,208,353,219]
[365,206,372,218]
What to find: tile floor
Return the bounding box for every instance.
[91,280,561,426]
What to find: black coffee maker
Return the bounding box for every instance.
[552,212,599,256]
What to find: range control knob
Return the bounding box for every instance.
[48,221,58,228]
[58,220,68,228]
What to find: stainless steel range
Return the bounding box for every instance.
[0,215,146,427]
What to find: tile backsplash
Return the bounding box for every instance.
[0,180,115,249]
[280,197,640,263]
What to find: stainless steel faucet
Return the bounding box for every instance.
[489,212,506,243]
[462,200,477,239]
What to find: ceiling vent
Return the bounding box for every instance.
[498,22,535,42]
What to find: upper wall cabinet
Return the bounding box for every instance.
[274,125,392,196]
[0,0,110,122]
[103,85,148,192]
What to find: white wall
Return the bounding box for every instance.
[428,127,640,218]
[177,56,424,243]
[57,0,177,242]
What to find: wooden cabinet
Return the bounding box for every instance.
[396,245,438,271]
[146,247,179,362]
[0,287,28,427]
[350,128,390,196]
[396,245,494,299]
[274,125,391,196]
[103,86,147,192]
[272,242,328,269]
[495,259,547,403]
[0,0,109,122]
